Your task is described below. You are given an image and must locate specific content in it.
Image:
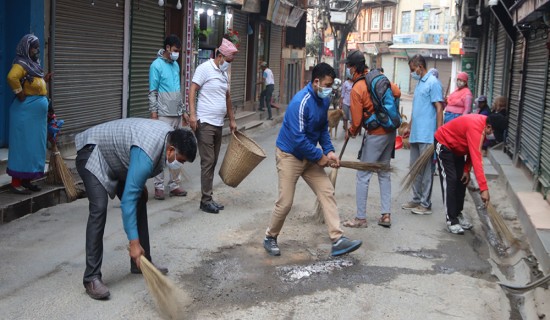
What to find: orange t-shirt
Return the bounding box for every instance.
[349,72,401,136]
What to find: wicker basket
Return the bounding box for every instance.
[219,130,266,187]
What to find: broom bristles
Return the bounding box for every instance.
[139,256,190,320]
[47,143,79,201]
[401,145,435,192]
[487,202,519,247]
[339,161,392,172]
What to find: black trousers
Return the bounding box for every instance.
[260,84,274,119]
[76,145,151,283]
[434,140,467,225]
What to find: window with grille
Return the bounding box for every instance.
[371,7,380,30]
[414,10,424,32]
[401,11,411,33]
[429,10,440,31]
[383,7,392,30]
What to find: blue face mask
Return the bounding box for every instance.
[345,68,352,79]
[411,70,421,80]
[317,87,333,99]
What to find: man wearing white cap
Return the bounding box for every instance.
[258,61,275,120]
[189,38,239,214]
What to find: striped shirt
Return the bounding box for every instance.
[192,59,229,127]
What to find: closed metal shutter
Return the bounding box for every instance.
[395,58,410,94]
[434,59,452,95]
[519,36,547,174]
[492,24,507,99]
[538,43,550,187]
[230,10,248,108]
[53,0,125,134]
[128,0,165,118]
[485,22,495,100]
[269,24,282,102]
[506,33,524,156]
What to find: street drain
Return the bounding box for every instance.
[276,257,355,283]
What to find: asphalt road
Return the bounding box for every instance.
[0,112,515,319]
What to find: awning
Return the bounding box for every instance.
[388,43,450,59]
[267,0,306,27]
[356,41,391,55]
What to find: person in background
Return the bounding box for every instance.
[339,70,353,133]
[75,118,197,299]
[492,96,507,117]
[6,34,52,194]
[149,34,189,200]
[262,62,362,257]
[434,114,505,234]
[401,54,444,215]
[258,61,275,120]
[475,95,491,116]
[443,72,472,123]
[342,52,400,228]
[189,38,238,214]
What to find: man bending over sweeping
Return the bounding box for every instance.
[434,113,506,234]
[75,118,197,300]
[262,62,362,257]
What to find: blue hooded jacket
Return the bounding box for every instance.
[276,83,335,161]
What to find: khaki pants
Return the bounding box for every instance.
[196,121,223,203]
[266,148,344,241]
[154,116,183,191]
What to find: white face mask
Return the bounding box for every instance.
[170,51,179,61]
[457,80,466,88]
[220,61,230,72]
[486,133,496,141]
[166,149,184,170]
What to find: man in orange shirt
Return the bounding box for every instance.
[343,50,400,228]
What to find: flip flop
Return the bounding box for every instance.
[378,214,391,228]
[343,218,368,228]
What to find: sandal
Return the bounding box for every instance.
[378,214,391,228]
[343,218,368,228]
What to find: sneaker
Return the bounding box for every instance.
[401,201,420,210]
[264,236,280,256]
[331,236,362,256]
[457,214,473,230]
[411,205,432,215]
[447,223,465,235]
[154,189,165,200]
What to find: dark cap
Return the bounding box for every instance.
[345,50,365,66]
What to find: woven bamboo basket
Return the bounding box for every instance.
[219,130,266,187]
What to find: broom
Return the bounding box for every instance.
[339,161,392,172]
[139,255,190,320]
[486,201,519,248]
[313,137,349,223]
[47,142,79,201]
[401,144,435,192]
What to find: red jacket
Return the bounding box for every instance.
[434,114,488,191]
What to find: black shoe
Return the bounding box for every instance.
[331,236,362,256]
[131,262,169,275]
[10,185,31,195]
[22,181,41,192]
[84,277,110,300]
[263,236,281,256]
[200,201,219,214]
[211,201,224,210]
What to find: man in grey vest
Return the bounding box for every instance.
[75,118,197,300]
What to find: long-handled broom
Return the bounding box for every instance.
[139,256,190,320]
[486,201,519,248]
[401,144,435,192]
[47,142,79,201]
[313,137,349,223]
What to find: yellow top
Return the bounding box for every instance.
[6,63,47,96]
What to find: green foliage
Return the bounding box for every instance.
[306,36,321,57]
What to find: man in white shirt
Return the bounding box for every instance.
[258,62,275,120]
[189,38,238,214]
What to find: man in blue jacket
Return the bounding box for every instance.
[263,63,362,257]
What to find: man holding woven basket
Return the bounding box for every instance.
[263,63,362,257]
[75,119,197,300]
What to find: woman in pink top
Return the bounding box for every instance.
[444,72,473,123]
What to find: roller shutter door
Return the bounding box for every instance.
[506,32,524,156]
[395,58,410,95]
[269,24,282,102]
[519,36,546,174]
[485,22,496,100]
[538,44,550,187]
[230,10,248,108]
[434,59,452,95]
[492,24,507,99]
[128,0,165,118]
[53,0,125,134]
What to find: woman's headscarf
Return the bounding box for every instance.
[13,34,44,82]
